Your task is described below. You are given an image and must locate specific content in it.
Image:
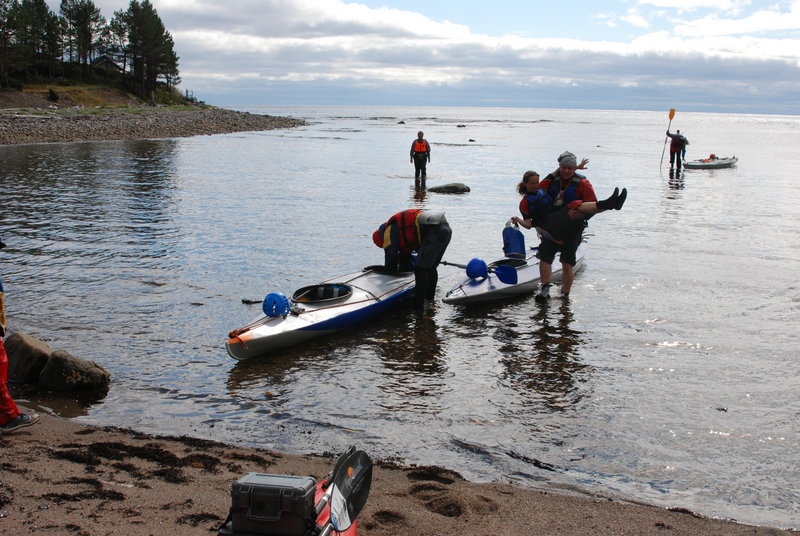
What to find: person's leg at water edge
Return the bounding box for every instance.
[535,239,558,303]
[0,339,21,425]
[1,339,40,433]
[414,220,452,307]
[559,263,575,300]
[555,230,582,300]
[426,222,451,300]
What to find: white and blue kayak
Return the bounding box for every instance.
[226,267,415,361]
[683,155,737,169]
[442,242,587,305]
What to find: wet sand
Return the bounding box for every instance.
[1,408,795,536]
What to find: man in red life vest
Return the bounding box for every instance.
[373,209,452,307]
[1,238,41,434]
[410,131,431,182]
[534,151,598,302]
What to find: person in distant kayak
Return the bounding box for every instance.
[516,152,608,302]
[667,129,689,170]
[410,131,431,182]
[372,209,452,307]
[511,168,627,244]
[1,238,41,434]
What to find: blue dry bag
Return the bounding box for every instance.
[502,225,526,259]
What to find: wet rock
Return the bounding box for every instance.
[5,331,52,382]
[5,331,109,395]
[426,183,471,194]
[38,349,110,393]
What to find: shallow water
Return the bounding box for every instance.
[2,106,799,529]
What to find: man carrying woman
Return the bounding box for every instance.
[511,152,626,302]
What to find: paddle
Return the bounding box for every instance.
[441,260,518,285]
[660,108,676,170]
[318,449,373,536]
[315,445,356,516]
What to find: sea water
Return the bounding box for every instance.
[1,106,799,529]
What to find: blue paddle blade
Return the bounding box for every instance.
[493,265,518,285]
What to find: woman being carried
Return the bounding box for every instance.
[510,165,626,244]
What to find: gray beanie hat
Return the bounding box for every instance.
[558,151,577,167]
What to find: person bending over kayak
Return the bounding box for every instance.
[372,209,452,308]
[512,152,626,302]
[511,168,627,244]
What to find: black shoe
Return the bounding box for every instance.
[1,413,40,433]
[535,283,551,303]
[596,187,619,211]
[615,188,627,210]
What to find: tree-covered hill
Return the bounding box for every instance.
[1,0,186,105]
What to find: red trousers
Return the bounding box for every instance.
[0,339,21,425]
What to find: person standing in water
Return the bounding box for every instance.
[667,129,689,170]
[410,131,431,182]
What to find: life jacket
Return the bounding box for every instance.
[412,140,428,153]
[670,135,687,149]
[374,209,421,251]
[543,174,585,207]
[519,190,552,218]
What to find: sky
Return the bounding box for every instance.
[46,0,800,113]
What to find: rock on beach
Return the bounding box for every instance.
[0,107,307,145]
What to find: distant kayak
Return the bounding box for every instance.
[442,242,587,305]
[683,155,738,169]
[226,267,414,360]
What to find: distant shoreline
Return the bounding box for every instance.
[0,106,307,146]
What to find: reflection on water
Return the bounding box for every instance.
[667,168,685,194]
[498,302,588,412]
[377,309,448,410]
[411,183,429,205]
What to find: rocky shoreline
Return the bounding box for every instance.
[0,106,307,145]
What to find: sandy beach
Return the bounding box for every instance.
[0,407,794,536]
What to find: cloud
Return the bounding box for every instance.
[636,0,748,11]
[46,0,800,113]
[676,2,800,36]
[621,13,650,28]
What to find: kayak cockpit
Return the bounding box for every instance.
[489,258,527,269]
[292,283,353,304]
